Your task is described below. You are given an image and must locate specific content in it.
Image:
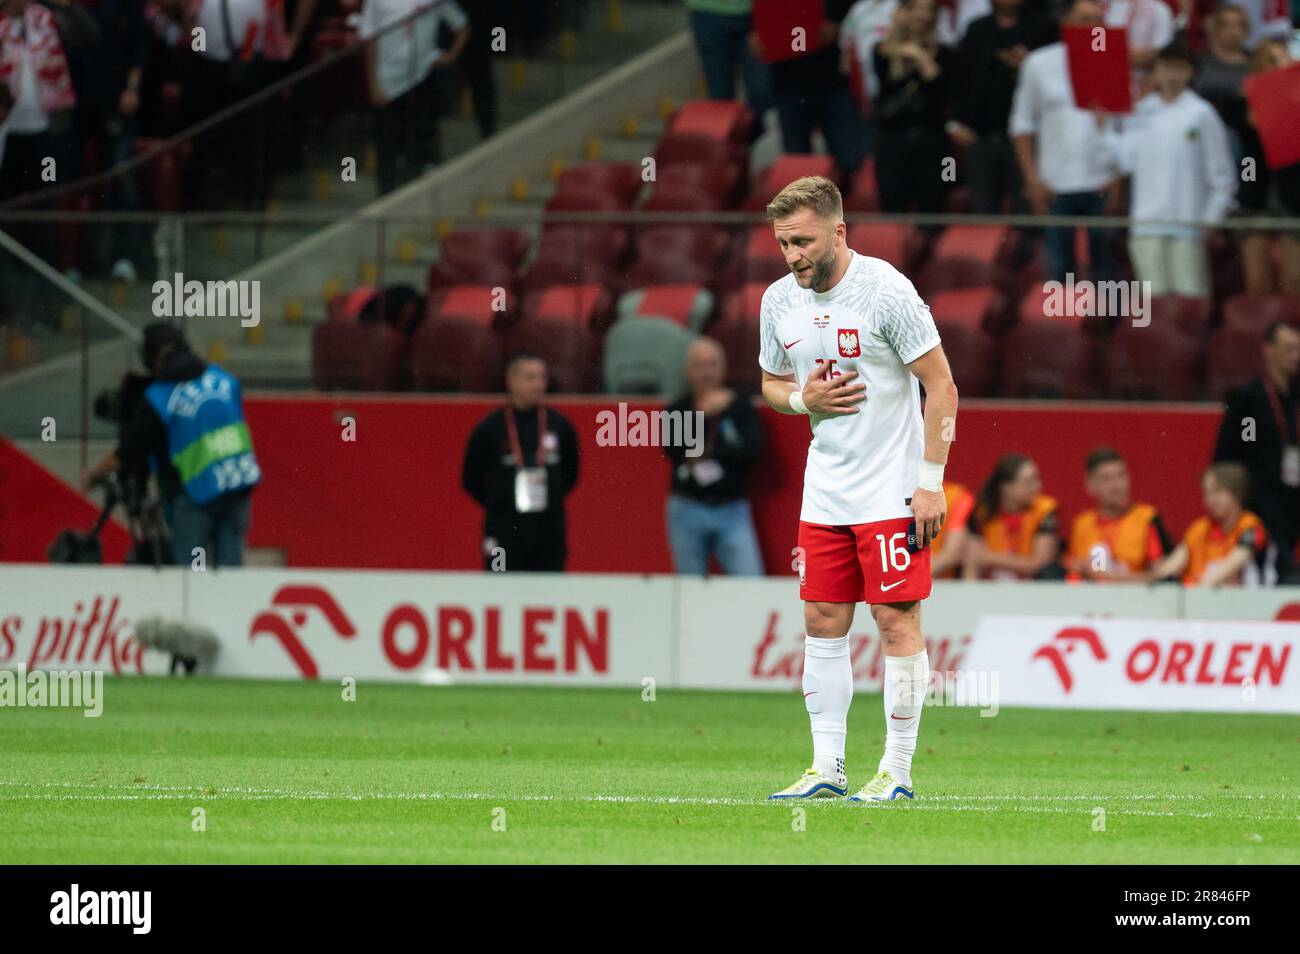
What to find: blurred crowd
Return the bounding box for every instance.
[689,0,1300,296]
[0,0,571,295]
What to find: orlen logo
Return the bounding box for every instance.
[250,585,357,678]
[1031,626,1108,693]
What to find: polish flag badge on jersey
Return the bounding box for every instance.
[838,329,860,358]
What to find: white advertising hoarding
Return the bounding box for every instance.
[967,615,1300,712]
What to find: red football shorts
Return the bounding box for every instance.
[797,516,932,604]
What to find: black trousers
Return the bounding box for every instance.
[482,525,567,572]
[373,71,442,195]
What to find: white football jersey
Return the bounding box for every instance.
[758,250,941,526]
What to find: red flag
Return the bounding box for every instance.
[1062,24,1132,115]
[752,0,827,64]
[1244,62,1300,171]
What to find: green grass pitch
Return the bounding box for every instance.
[1,678,1297,864]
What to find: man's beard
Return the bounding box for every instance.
[808,249,836,289]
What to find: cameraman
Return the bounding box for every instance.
[85,322,260,568]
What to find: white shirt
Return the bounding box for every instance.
[1225,0,1292,49]
[195,0,268,62]
[1009,42,1116,193]
[360,0,467,102]
[1103,0,1174,100]
[842,0,898,100]
[7,55,48,134]
[938,0,992,48]
[758,250,941,526]
[1099,89,1237,238]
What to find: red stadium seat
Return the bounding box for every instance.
[928,287,1002,333]
[328,285,376,323]
[933,321,997,397]
[427,228,530,294]
[652,160,745,209]
[1000,322,1098,399]
[555,162,644,208]
[529,283,614,329]
[932,225,1013,268]
[634,223,730,263]
[410,316,502,391]
[707,282,766,390]
[619,284,714,329]
[844,157,879,211]
[520,252,620,297]
[1206,327,1266,400]
[506,314,601,393]
[744,154,841,210]
[723,223,788,286]
[668,99,753,143]
[846,222,918,271]
[1220,294,1300,335]
[623,251,718,289]
[654,133,746,171]
[1147,295,1213,336]
[311,320,410,391]
[435,285,510,324]
[1102,322,1203,401]
[540,188,630,268]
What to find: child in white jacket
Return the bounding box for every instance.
[1095,42,1237,298]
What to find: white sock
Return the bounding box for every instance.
[803,634,852,780]
[879,649,929,788]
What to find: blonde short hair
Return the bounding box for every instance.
[764,175,844,223]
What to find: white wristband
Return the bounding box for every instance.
[788,388,809,415]
[918,459,944,492]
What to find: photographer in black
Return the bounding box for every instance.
[84,322,260,568]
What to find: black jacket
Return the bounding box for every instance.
[1213,376,1300,531]
[663,392,764,505]
[461,405,580,538]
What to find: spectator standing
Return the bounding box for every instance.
[756,0,865,176]
[361,0,469,193]
[685,0,772,120]
[871,0,954,220]
[1150,463,1273,586]
[663,338,765,576]
[1236,39,1300,295]
[842,0,898,107]
[1010,0,1120,284]
[78,0,150,283]
[1096,42,1236,297]
[0,0,78,330]
[1224,0,1292,48]
[461,353,580,572]
[963,453,1062,579]
[1101,0,1175,99]
[1212,320,1300,581]
[948,0,1057,213]
[1065,446,1173,581]
[457,0,503,141]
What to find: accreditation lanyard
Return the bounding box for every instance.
[1264,382,1300,488]
[504,404,549,512]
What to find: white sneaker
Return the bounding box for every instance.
[111,259,138,284]
[847,769,914,803]
[768,767,848,800]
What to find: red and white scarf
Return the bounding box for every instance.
[0,3,76,115]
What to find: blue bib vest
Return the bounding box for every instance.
[144,364,261,505]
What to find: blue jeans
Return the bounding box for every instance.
[667,495,764,577]
[167,490,253,568]
[774,84,865,175]
[688,9,773,117]
[1045,189,1115,284]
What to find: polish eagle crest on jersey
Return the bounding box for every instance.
[837,328,860,358]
